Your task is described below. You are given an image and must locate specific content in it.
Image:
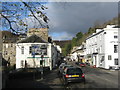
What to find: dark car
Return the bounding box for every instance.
[63,65,73,71]
[62,67,85,85]
[85,62,90,66]
[58,64,73,77]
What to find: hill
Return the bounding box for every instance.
[53,40,71,48]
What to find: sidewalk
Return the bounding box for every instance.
[35,68,64,89]
[5,68,64,89]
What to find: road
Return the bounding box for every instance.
[3,61,119,89]
[66,61,119,89]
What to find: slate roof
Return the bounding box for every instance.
[1,31,19,43]
[18,34,47,43]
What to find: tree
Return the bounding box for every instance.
[1,1,49,34]
[76,32,83,40]
[71,37,77,47]
[63,43,72,56]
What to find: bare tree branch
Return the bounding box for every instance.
[1,14,18,33]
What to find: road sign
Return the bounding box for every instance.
[32,52,35,57]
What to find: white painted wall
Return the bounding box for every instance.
[86,25,119,69]
[16,43,61,70]
[16,43,50,69]
[104,27,118,69]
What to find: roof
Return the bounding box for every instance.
[18,34,48,43]
[1,31,19,43]
[86,30,104,40]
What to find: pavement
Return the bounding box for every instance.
[35,69,64,89]
[2,63,120,89]
[4,68,64,89]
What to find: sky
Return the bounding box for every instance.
[1,1,118,40]
[46,2,118,40]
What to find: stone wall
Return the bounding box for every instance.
[27,28,48,42]
[2,43,16,66]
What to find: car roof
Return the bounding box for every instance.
[66,66,81,69]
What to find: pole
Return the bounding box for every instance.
[41,55,44,80]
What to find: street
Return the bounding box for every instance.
[4,61,119,89]
[66,61,119,88]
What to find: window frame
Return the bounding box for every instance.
[21,46,24,54]
[114,45,118,53]
[114,58,118,65]
[108,55,112,60]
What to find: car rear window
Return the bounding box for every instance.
[67,68,82,74]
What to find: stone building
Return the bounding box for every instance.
[1,31,19,67]
[27,28,48,42]
[1,28,49,67]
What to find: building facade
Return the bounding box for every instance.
[1,31,19,67]
[16,35,61,70]
[27,28,48,42]
[86,25,119,69]
[71,42,86,62]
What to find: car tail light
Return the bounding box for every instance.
[65,74,69,78]
[65,74,72,78]
[82,74,85,78]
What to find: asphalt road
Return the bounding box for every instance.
[66,61,119,89]
[3,61,119,89]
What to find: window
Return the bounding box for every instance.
[114,58,118,65]
[11,44,13,47]
[101,56,104,62]
[21,46,24,54]
[41,45,47,55]
[29,46,32,54]
[21,60,24,68]
[114,35,118,39]
[114,45,118,53]
[108,55,112,60]
[5,51,7,55]
[29,45,47,55]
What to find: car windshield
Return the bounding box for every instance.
[67,68,82,74]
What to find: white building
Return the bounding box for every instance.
[86,25,119,69]
[71,43,86,62]
[16,35,61,70]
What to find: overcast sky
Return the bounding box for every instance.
[45,2,118,40]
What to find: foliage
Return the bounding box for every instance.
[62,16,119,56]
[1,1,49,34]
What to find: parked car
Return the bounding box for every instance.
[62,67,85,85]
[79,63,86,67]
[75,62,80,65]
[63,65,73,71]
[75,62,86,67]
[58,64,73,77]
[85,62,90,66]
[58,63,66,75]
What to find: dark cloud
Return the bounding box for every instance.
[46,2,117,40]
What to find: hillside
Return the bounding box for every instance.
[53,40,71,48]
[62,16,119,56]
